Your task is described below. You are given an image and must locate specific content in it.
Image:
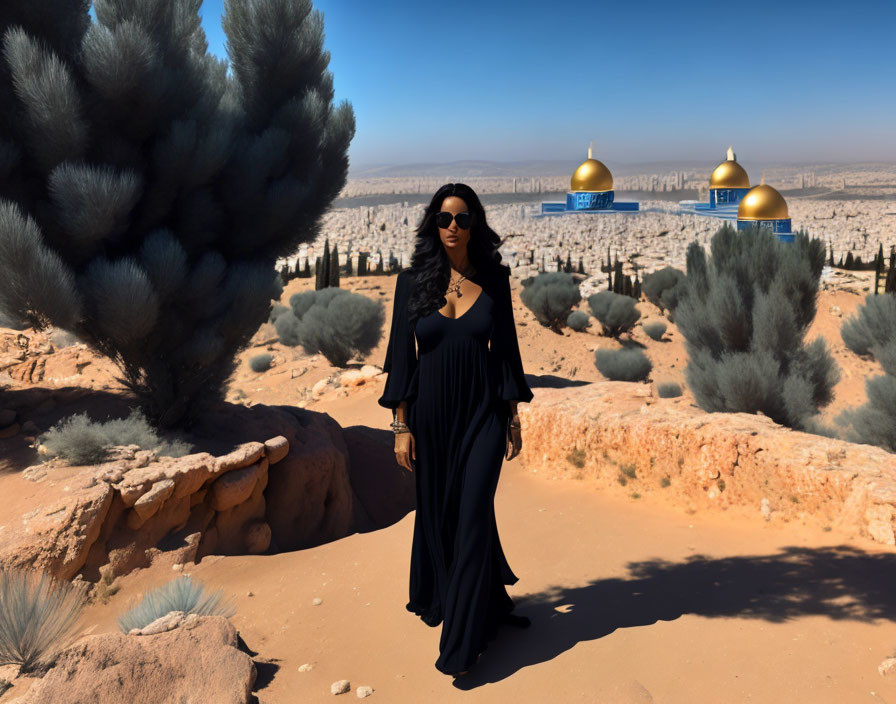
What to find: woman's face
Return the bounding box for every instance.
[436,196,471,252]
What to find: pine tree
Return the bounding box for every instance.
[0,0,355,427]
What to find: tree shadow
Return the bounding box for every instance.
[454,545,896,687]
[526,374,591,390]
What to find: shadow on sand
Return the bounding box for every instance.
[453,545,896,687]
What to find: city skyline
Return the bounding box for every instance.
[94,0,896,169]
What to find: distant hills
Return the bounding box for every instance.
[347,159,896,180]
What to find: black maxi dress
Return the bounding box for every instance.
[377,266,534,675]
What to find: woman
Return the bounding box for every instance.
[377,182,534,677]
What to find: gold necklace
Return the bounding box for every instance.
[448,266,475,297]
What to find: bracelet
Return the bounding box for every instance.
[390,418,409,433]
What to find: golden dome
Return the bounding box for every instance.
[710,146,750,189]
[737,183,789,221]
[571,140,613,192]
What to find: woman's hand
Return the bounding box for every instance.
[505,425,522,461]
[395,431,415,472]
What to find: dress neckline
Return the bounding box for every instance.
[437,288,484,321]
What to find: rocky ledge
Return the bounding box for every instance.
[520,382,896,545]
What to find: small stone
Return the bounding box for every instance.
[330,679,350,695]
[312,597,323,605]
[298,663,313,672]
[247,591,254,597]
[172,563,184,571]
[356,685,374,698]
[879,658,896,677]
[761,498,772,521]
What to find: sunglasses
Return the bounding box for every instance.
[435,211,472,229]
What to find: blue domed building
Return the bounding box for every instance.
[679,146,751,221]
[736,177,793,242]
[537,141,639,217]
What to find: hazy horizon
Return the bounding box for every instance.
[91,1,896,166]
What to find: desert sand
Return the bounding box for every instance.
[2,268,895,703]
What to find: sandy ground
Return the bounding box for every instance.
[77,421,896,703]
[3,268,896,703]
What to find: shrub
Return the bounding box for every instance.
[643,321,667,341]
[834,338,896,452]
[249,353,273,372]
[673,223,839,433]
[0,567,87,672]
[268,304,290,324]
[117,576,235,634]
[0,1,355,429]
[519,272,581,333]
[587,291,641,337]
[566,310,590,332]
[38,410,193,465]
[275,288,385,367]
[594,348,652,381]
[840,293,896,357]
[641,266,686,314]
[657,381,682,398]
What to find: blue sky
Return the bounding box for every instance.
[103,1,896,168]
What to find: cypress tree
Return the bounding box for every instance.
[613,260,624,294]
[623,274,632,298]
[0,0,355,427]
[577,257,585,275]
[838,254,844,268]
[845,251,854,269]
[829,244,834,267]
[329,243,340,288]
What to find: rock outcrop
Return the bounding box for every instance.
[521,383,896,545]
[0,403,390,583]
[5,615,255,704]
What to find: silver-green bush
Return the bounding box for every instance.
[249,353,273,372]
[275,288,385,367]
[566,310,590,332]
[840,293,896,358]
[519,272,581,333]
[656,381,682,398]
[587,290,641,337]
[38,410,193,465]
[643,321,667,341]
[0,567,87,672]
[117,575,235,634]
[594,348,652,382]
[674,224,838,434]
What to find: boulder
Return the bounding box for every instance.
[8,615,255,704]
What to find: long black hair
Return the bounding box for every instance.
[406,183,510,328]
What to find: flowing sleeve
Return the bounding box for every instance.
[377,270,419,409]
[490,271,534,404]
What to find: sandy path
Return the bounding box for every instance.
[79,400,896,703]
